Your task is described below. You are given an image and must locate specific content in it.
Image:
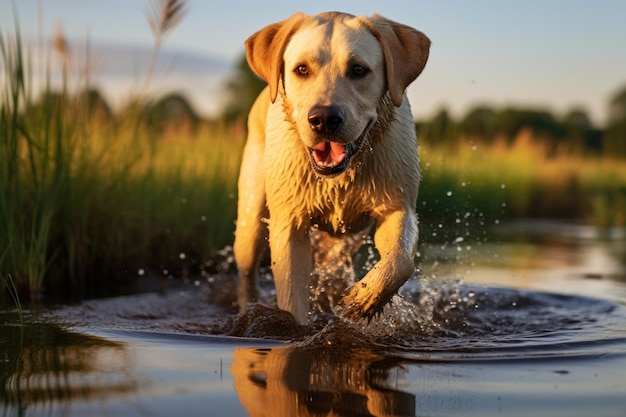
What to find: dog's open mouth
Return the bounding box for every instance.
[307,121,372,177]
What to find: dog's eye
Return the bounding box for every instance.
[351,64,368,78]
[295,65,309,77]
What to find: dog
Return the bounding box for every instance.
[233,11,430,324]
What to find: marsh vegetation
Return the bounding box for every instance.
[1,2,625,303]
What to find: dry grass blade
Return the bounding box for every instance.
[52,23,69,57]
[52,23,71,74]
[141,0,188,94]
[146,0,188,39]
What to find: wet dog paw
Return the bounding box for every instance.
[336,281,392,322]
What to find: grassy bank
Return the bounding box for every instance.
[2,29,625,302]
[0,27,244,300]
[419,130,626,234]
[1,98,244,300]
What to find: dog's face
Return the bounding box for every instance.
[245,12,430,176]
[281,16,385,176]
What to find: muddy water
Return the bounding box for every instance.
[2,222,626,416]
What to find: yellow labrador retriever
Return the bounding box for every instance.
[234,11,430,324]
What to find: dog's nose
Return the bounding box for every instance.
[308,106,344,133]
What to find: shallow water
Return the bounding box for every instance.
[2,222,626,416]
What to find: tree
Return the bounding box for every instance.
[562,108,596,154]
[416,108,458,145]
[221,53,266,123]
[493,107,565,146]
[146,92,199,132]
[459,106,496,142]
[78,88,114,122]
[605,85,626,157]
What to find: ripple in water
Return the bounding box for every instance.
[46,264,626,363]
[342,279,626,360]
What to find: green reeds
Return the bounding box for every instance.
[0,19,243,301]
[1,242,23,323]
[418,132,626,234]
[1,2,625,303]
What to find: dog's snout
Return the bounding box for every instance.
[308,106,344,133]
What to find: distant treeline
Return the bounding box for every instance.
[29,89,203,133]
[417,105,608,157]
[417,83,626,157]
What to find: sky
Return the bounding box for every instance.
[2,0,626,125]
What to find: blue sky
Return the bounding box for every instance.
[2,0,626,124]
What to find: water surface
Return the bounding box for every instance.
[2,222,626,416]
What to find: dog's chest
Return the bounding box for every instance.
[309,182,372,234]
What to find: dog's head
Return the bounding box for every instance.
[245,12,430,177]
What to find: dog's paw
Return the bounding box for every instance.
[336,281,394,322]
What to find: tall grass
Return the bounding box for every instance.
[0,21,244,301]
[418,129,626,235]
[1,11,625,302]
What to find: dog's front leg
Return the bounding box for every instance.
[233,158,268,311]
[338,209,418,320]
[268,220,313,324]
[234,94,269,313]
[233,182,268,312]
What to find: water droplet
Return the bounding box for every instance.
[446,191,452,197]
[138,268,145,276]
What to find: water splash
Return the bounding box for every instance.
[365,279,626,355]
[351,276,470,338]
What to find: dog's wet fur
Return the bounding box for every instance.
[234,12,430,324]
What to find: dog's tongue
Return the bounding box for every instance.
[312,141,346,166]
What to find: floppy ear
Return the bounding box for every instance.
[245,13,305,103]
[366,14,431,107]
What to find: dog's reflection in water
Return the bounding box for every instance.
[231,344,415,417]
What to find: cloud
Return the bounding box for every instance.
[24,38,234,117]
[88,42,230,77]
